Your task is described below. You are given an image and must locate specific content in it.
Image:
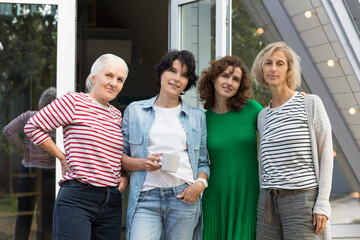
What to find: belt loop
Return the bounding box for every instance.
[264,189,272,223]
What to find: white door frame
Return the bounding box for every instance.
[1,0,76,194]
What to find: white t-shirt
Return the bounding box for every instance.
[141,103,195,191]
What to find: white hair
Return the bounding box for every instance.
[85,54,129,92]
[38,87,56,109]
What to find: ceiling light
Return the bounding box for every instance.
[256,27,264,35]
[304,9,316,18]
[349,106,360,115]
[352,192,360,199]
[327,58,338,67]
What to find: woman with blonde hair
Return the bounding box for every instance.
[251,41,333,239]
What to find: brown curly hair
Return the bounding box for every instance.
[198,56,251,111]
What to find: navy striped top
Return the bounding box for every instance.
[260,92,318,189]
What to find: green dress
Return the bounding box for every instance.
[202,100,263,240]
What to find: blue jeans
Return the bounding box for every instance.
[129,183,202,240]
[53,180,122,240]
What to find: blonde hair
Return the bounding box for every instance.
[85,54,128,92]
[251,41,301,90]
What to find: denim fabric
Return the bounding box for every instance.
[15,166,37,240]
[122,96,209,240]
[129,184,201,240]
[15,166,55,240]
[52,180,122,240]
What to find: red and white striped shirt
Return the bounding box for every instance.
[24,92,124,187]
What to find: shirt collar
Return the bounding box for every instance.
[142,95,190,116]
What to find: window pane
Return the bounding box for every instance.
[344,0,360,36]
[0,4,57,239]
[179,0,215,107]
[231,0,275,106]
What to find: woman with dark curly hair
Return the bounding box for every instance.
[198,56,263,240]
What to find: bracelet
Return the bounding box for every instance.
[195,178,208,188]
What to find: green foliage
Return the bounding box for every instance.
[232,1,272,107]
[0,4,57,117]
[0,197,17,240]
[232,1,265,69]
[0,197,17,213]
[0,4,57,194]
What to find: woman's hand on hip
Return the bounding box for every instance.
[176,182,205,203]
[313,213,328,234]
[117,170,129,193]
[117,176,128,193]
[40,138,72,175]
[59,154,72,175]
[143,153,162,171]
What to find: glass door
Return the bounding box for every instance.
[0,0,75,238]
[170,0,227,107]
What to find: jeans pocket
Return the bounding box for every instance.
[305,190,317,201]
[109,187,123,207]
[179,197,199,205]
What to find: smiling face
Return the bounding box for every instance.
[89,61,127,105]
[214,66,242,101]
[159,59,189,99]
[262,49,289,88]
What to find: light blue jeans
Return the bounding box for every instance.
[129,183,202,240]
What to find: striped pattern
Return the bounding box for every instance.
[24,92,123,187]
[260,92,317,189]
[3,111,55,168]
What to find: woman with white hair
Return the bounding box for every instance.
[25,54,129,240]
[3,87,56,239]
[251,41,333,239]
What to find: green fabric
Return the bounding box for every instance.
[202,100,263,240]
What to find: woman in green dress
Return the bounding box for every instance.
[198,56,263,240]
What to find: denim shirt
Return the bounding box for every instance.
[122,96,210,239]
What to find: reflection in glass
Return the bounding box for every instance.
[344,0,360,36]
[179,0,215,72]
[178,0,215,107]
[0,4,57,239]
[232,0,275,107]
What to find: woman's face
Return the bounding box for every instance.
[262,49,289,88]
[214,66,242,101]
[90,61,127,105]
[160,59,189,98]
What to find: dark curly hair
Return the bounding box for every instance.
[154,50,198,93]
[198,56,251,111]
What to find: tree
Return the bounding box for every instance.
[231,0,272,107]
[0,3,57,193]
